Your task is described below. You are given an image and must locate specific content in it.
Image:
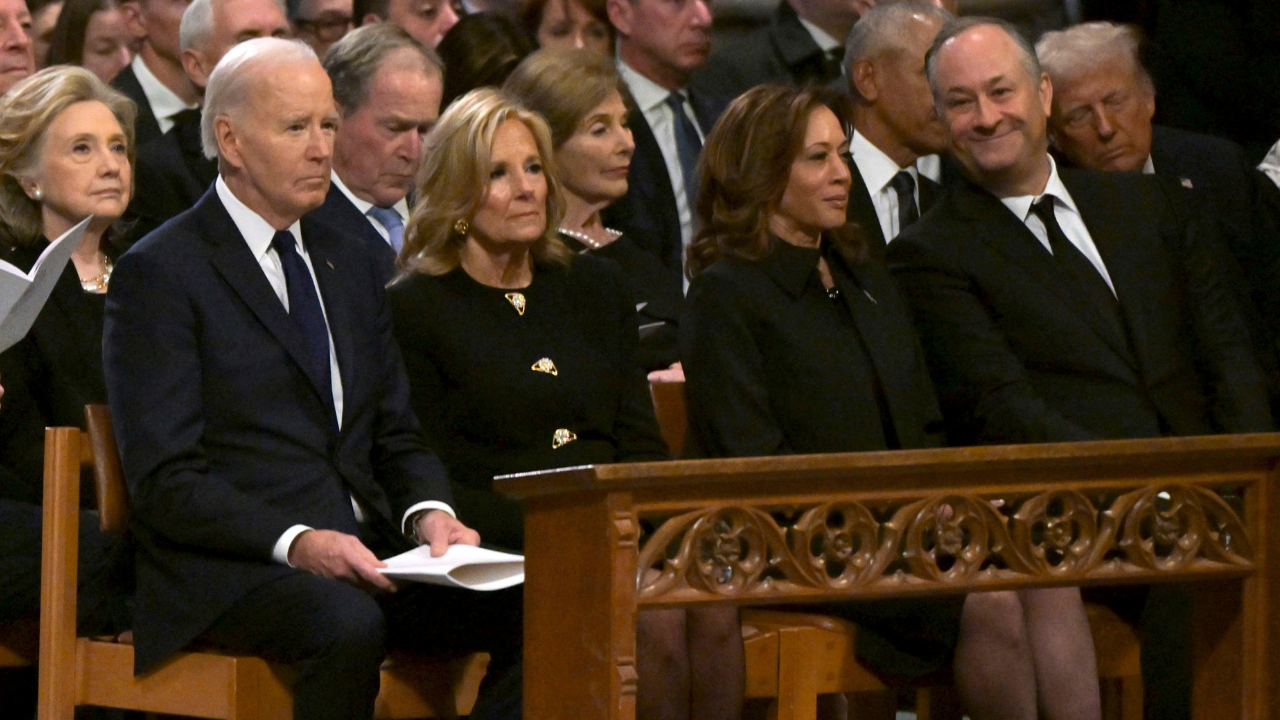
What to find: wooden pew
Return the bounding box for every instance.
[497,434,1280,720]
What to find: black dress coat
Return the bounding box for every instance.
[103,187,452,672]
[110,64,161,149]
[123,110,219,245]
[387,254,669,552]
[559,232,682,372]
[307,183,398,287]
[691,1,846,103]
[848,164,942,259]
[887,168,1275,446]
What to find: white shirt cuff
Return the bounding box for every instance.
[273,524,314,566]
[401,501,456,538]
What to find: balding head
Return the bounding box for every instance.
[204,37,338,227]
[180,0,290,90]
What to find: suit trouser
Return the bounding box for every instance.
[199,570,523,720]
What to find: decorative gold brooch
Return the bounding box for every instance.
[531,358,558,376]
[552,428,577,449]
[505,292,526,315]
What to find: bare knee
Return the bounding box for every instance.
[638,608,690,672]
[962,591,1029,655]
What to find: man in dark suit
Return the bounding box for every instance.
[116,0,198,147]
[353,0,456,48]
[104,38,518,720]
[0,0,33,96]
[890,18,1273,720]
[843,1,949,258]
[605,0,722,285]
[1036,20,1280,414]
[123,0,290,243]
[309,23,441,286]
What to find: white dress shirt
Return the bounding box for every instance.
[214,177,452,565]
[998,155,1116,295]
[851,130,921,244]
[331,171,409,245]
[617,60,704,286]
[1259,138,1280,190]
[796,15,842,55]
[1142,155,1155,175]
[130,54,198,135]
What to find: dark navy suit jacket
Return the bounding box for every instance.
[103,186,451,672]
[306,183,398,287]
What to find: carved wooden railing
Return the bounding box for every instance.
[497,434,1280,720]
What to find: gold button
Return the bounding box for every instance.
[505,292,526,315]
[531,358,558,376]
[552,429,577,449]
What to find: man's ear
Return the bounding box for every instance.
[215,114,243,169]
[181,48,210,90]
[1038,71,1053,119]
[850,57,878,103]
[606,0,632,39]
[119,1,146,38]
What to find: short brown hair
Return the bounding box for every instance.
[519,0,612,50]
[399,87,570,276]
[0,65,136,245]
[501,47,624,148]
[687,84,861,279]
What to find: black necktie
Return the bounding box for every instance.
[1029,197,1126,343]
[889,171,920,236]
[272,230,332,401]
[667,92,703,268]
[825,46,845,80]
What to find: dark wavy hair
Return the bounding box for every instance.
[686,84,863,280]
[436,12,534,109]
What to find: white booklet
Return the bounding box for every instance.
[378,544,525,592]
[0,217,90,353]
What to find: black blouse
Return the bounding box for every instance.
[0,239,111,503]
[559,231,683,372]
[388,253,669,551]
[681,239,945,458]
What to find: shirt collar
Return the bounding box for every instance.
[851,129,914,195]
[617,59,677,115]
[795,15,841,53]
[1142,155,1155,174]
[761,237,823,298]
[215,175,302,260]
[331,171,409,222]
[998,154,1081,223]
[131,54,197,124]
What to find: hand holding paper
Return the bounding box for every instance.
[378,544,524,592]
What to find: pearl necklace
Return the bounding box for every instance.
[558,226,621,250]
[80,255,113,293]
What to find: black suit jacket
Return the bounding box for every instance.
[848,163,941,259]
[307,183,398,287]
[887,168,1274,444]
[691,2,846,103]
[124,111,218,245]
[111,65,161,149]
[682,239,944,458]
[602,89,725,281]
[103,187,452,672]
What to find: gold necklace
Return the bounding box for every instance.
[80,255,113,293]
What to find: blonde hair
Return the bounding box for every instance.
[400,87,571,276]
[0,65,137,245]
[1035,22,1154,95]
[502,48,625,148]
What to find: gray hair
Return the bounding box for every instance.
[844,1,952,79]
[180,0,288,52]
[323,23,442,114]
[926,16,1041,104]
[1035,21,1153,94]
[201,37,319,158]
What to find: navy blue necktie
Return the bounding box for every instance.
[272,230,332,400]
[666,92,702,269]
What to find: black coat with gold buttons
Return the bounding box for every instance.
[388,252,669,552]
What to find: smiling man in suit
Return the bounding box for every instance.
[104,37,519,720]
[889,17,1273,720]
[310,23,441,285]
[844,1,949,258]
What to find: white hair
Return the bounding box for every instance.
[201,37,319,158]
[844,1,952,80]
[180,0,289,52]
[1035,21,1153,94]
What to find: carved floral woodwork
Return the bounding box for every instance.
[635,484,1253,602]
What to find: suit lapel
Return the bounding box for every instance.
[954,182,1138,369]
[302,216,356,428]
[848,164,888,256]
[834,258,912,437]
[624,112,681,263]
[202,189,337,410]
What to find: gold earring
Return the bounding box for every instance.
[453,218,469,236]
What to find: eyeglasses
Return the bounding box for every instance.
[293,15,352,42]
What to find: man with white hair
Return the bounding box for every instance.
[116,0,197,146]
[103,37,520,719]
[123,0,290,241]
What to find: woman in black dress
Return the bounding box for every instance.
[388,87,741,720]
[503,48,682,374]
[682,85,1087,720]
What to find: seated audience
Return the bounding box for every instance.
[103,37,520,720]
[520,0,610,54]
[435,12,532,108]
[310,22,442,285]
[288,0,352,56]
[890,17,1276,719]
[1037,20,1280,415]
[0,63,132,648]
[503,48,681,372]
[46,0,135,81]
[30,0,62,68]
[114,0,198,147]
[353,0,455,48]
[0,0,35,96]
[387,86,739,720]
[120,0,289,242]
